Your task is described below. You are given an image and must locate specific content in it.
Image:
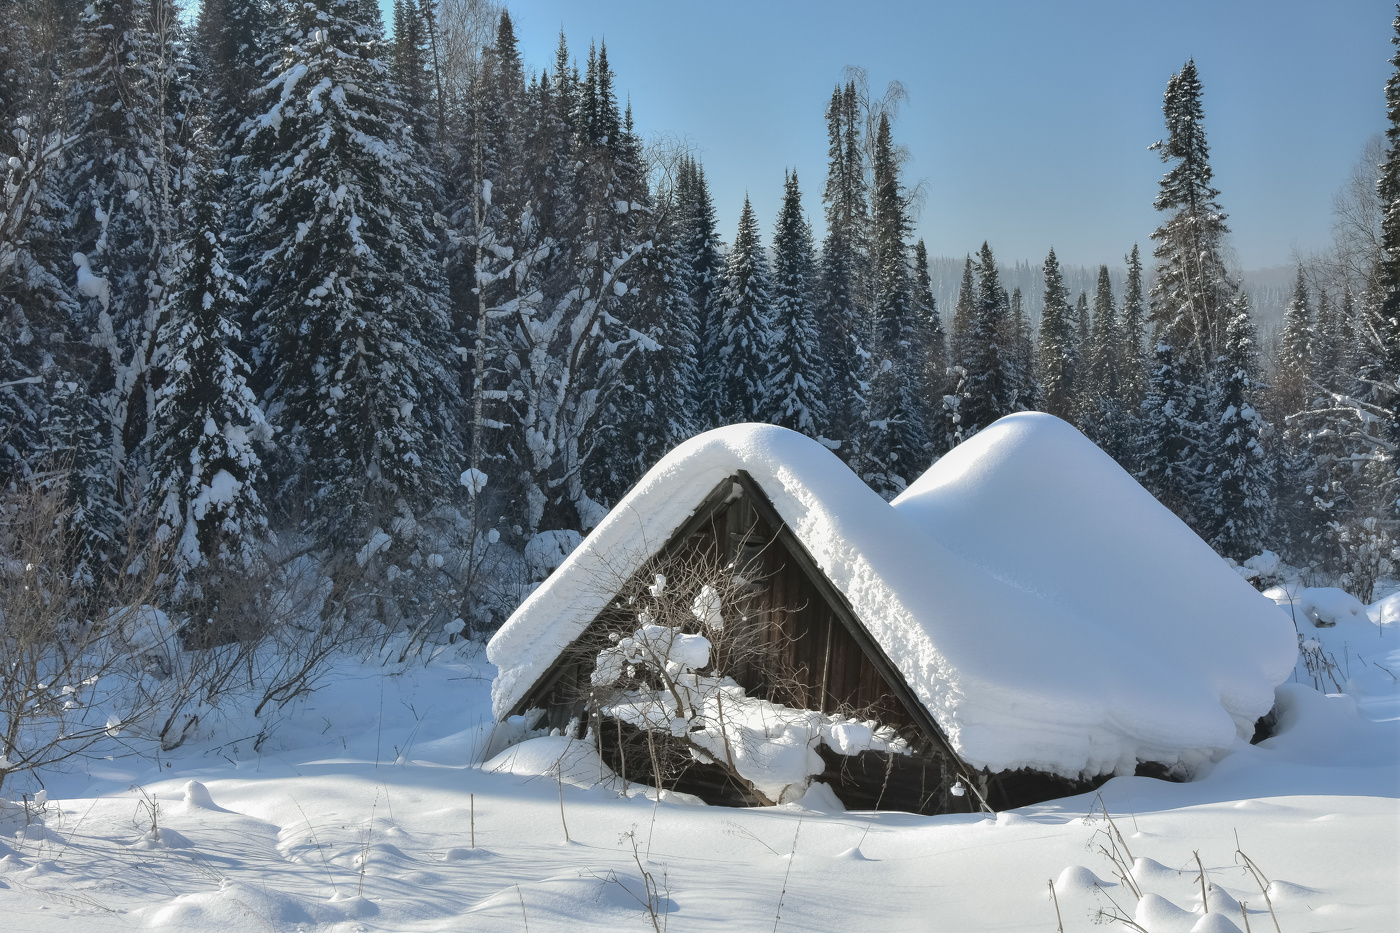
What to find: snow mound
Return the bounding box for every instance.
[490,415,1295,779]
[1054,864,1108,894]
[466,873,677,930]
[1134,892,1197,932]
[483,734,618,789]
[182,780,229,813]
[1298,587,1366,628]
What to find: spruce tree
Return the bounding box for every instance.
[675,157,725,426]
[768,170,827,437]
[1074,291,1091,364]
[145,160,268,595]
[490,31,650,534]
[0,61,70,479]
[1311,287,1342,392]
[1203,295,1272,559]
[1274,266,1313,422]
[239,0,459,546]
[950,254,975,368]
[914,240,951,457]
[392,0,434,144]
[598,208,700,499]
[1150,60,1235,364]
[718,196,774,424]
[1088,265,1121,402]
[63,0,186,495]
[1120,244,1149,409]
[195,0,273,157]
[816,85,864,454]
[1081,265,1130,462]
[1007,286,1037,413]
[949,243,1013,441]
[42,378,121,585]
[1036,248,1077,420]
[1377,8,1400,353]
[861,113,925,494]
[1380,8,1400,416]
[1136,339,1204,525]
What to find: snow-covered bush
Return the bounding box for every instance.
[578,551,909,805]
[1333,516,1394,604]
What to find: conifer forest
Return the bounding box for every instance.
[2,0,1399,639]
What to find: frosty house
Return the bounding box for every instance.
[487,413,1296,813]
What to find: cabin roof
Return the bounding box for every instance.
[487,413,1295,780]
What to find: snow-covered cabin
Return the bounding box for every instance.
[487,413,1295,813]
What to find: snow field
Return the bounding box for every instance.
[0,631,1394,932]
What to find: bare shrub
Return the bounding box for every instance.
[0,474,167,792]
[569,537,909,805]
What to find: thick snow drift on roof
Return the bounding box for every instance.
[892,413,1296,772]
[489,415,1295,779]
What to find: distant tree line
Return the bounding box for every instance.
[2,0,1399,626]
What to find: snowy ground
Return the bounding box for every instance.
[0,597,1396,932]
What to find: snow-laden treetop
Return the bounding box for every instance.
[488,413,1295,779]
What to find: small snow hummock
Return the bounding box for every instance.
[1298,587,1367,628]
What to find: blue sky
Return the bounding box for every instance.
[408,1,1395,271]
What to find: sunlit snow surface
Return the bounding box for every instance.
[491,414,1295,778]
[0,621,1395,932]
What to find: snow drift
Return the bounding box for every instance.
[488,413,1295,780]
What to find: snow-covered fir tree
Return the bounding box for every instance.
[239,0,460,546]
[144,157,268,597]
[950,254,975,370]
[914,239,951,458]
[485,34,651,533]
[1380,9,1400,450]
[1310,287,1342,392]
[1074,291,1090,364]
[1080,265,1131,463]
[1036,247,1077,421]
[948,243,1014,442]
[1202,294,1272,560]
[42,378,122,584]
[63,0,188,499]
[391,0,434,144]
[674,156,726,428]
[718,196,775,425]
[562,48,654,520]
[767,170,827,437]
[1274,266,1314,423]
[816,83,870,456]
[1136,338,1204,526]
[194,0,273,157]
[860,113,926,494]
[1007,286,1037,413]
[1149,59,1236,364]
[0,41,70,479]
[595,175,701,501]
[1119,244,1149,410]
